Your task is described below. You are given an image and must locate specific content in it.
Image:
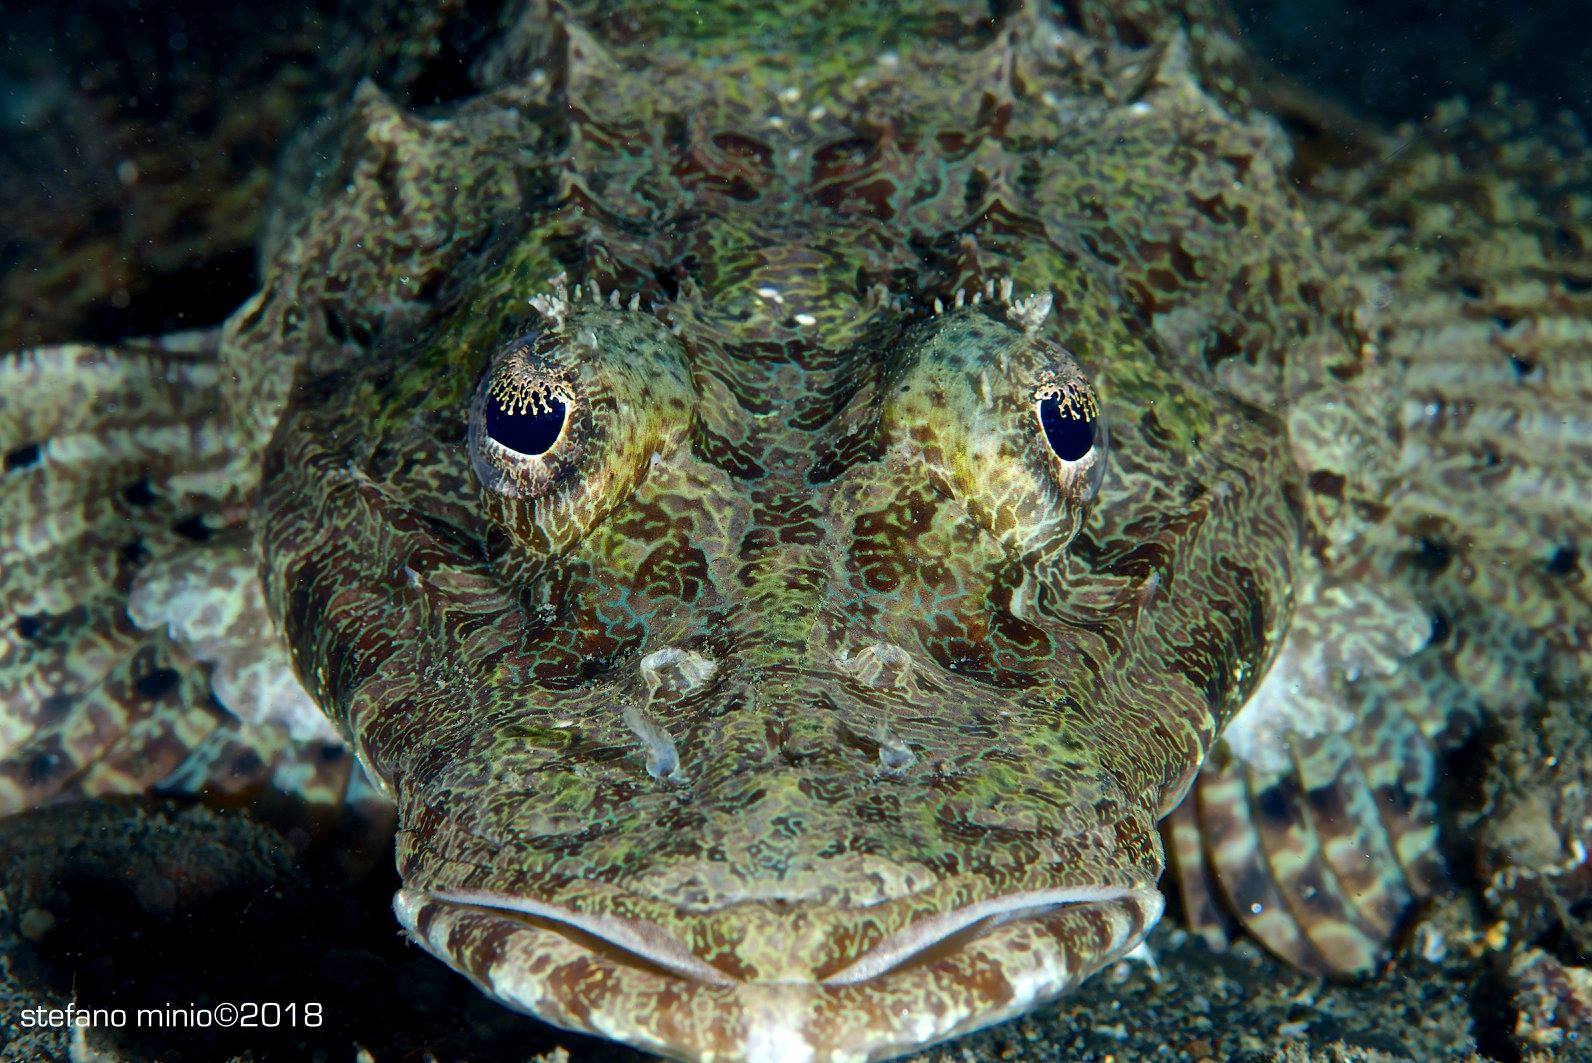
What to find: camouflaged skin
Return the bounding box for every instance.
[2,2,1589,1061]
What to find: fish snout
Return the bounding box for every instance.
[395,883,1163,1062]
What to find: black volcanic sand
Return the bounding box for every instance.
[0,800,646,1063]
[0,797,1576,1063]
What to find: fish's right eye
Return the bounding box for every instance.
[466,299,697,559]
[468,335,587,499]
[882,310,1105,558]
[1034,377,1109,501]
[1037,392,1093,461]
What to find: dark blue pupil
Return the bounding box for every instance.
[1038,396,1094,461]
[486,393,566,456]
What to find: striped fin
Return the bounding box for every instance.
[1168,623,1500,975]
[0,334,384,833]
[1164,563,1442,974]
[1174,94,1590,975]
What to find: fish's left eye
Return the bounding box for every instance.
[468,334,586,500]
[1033,376,1109,501]
[466,306,697,557]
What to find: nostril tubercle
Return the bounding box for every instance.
[640,646,718,696]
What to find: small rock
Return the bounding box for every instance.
[18,906,55,941]
[1510,948,1592,1049]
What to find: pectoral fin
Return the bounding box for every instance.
[1174,93,1591,975]
[0,334,384,833]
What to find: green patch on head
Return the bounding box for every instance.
[369,222,574,437]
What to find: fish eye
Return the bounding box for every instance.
[1033,377,1109,501]
[466,284,695,546]
[1037,392,1096,461]
[484,382,567,456]
[468,333,587,499]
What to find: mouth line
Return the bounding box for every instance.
[424,887,736,984]
[399,884,1167,1061]
[422,883,1158,988]
[818,884,1154,985]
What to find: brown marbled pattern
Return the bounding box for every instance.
[3,3,1589,1060]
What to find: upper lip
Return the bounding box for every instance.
[423,883,1157,987]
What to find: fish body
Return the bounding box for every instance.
[3,3,1588,1060]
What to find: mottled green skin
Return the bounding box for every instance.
[8,4,1589,1056]
[244,5,1333,1057]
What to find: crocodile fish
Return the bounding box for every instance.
[2,2,1588,1060]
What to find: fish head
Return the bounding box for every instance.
[254,8,1305,1057]
[258,251,1295,1059]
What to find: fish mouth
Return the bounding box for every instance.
[395,884,1163,1062]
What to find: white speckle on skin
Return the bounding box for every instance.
[876,725,914,774]
[793,313,817,327]
[1418,925,1448,962]
[640,646,718,696]
[1008,572,1031,620]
